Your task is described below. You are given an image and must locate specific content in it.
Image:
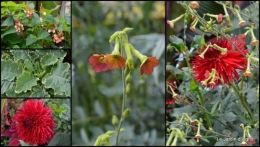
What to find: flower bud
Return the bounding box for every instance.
[125,73,132,84]
[112,115,119,126]
[122,27,133,33]
[125,83,130,95]
[122,108,131,120]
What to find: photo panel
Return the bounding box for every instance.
[1,49,71,98]
[1,98,71,146]
[71,1,165,146]
[1,1,71,49]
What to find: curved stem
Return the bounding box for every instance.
[197,89,212,129]
[115,38,127,146]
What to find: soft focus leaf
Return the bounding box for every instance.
[15,71,39,93]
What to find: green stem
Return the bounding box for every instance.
[115,38,127,146]
[166,130,175,146]
[197,89,212,129]
[230,82,254,120]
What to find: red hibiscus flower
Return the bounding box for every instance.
[191,35,248,88]
[140,57,159,75]
[15,99,55,145]
[104,54,126,70]
[89,54,109,72]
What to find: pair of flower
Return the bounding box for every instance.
[89,37,159,75]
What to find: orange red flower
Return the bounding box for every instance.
[140,57,159,75]
[89,54,109,72]
[104,54,126,70]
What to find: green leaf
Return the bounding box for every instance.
[1,80,15,94]
[46,15,56,24]
[37,30,49,40]
[193,34,205,49]
[169,35,184,53]
[223,112,237,122]
[48,132,62,146]
[190,80,198,91]
[26,34,38,46]
[15,71,39,93]
[42,62,71,97]
[19,140,31,146]
[4,33,22,44]
[1,16,13,26]
[1,26,16,39]
[40,53,58,67]
[29,3,34,9]
[24,59,34,71]
[1,60,22,81]
[166,65,183,74]
[13,45,20,48]
[32,13,41,25]
[172,105,197,117]
[10,50,29,62]
[5,86,32,97]
[30,87,50,97]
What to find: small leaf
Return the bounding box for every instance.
[166,65,183,74]
[193,34,205,49]
[40,53,58,67]
[32,13,41,25]
[13,45,20,48]
[26,34,38,46]
[1,16,14,26]
[37,30,49,40]
[24,59,34,71]
[169,35,185,53]
[15,71,39,93]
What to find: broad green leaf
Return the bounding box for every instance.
[1,26,16,39]
[40,53,58,67]
[4,33,22,44]
[10,50,29,62]
[6,87,32,97]
[15,71,39,93]
[193,34,205,49]
[30,87,50,97]
[169,35,185,53]
[190,80,198,91]
[7,1,17,7]
[37,30,49,40]
[1,80,15,94]
[24,59,34,71]
[172,105,197,117]
[1,16,13,26]
[1,60,22,81]
[48,132,62,146]
[26,34,38,46]
[42,62,71,97]
[46,15,56,24]
[32,13,41,25]
[223,112,237,122]
[37,50,67,61]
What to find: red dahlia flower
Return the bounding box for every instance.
[89,54,109,72]
[191,35,248,88]
[15,99,55,145]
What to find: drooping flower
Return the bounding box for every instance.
[247,138,256,145]
[167,20,174,29]
[104,54,126,70]
[89,54,109,72]
[140,57,159,75]
[191,35,248,88]
[189,1,199,9]
[15,99,55,145]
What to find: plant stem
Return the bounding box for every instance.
[115,38,127,146]
[197,89,212,129]
[230,82,254,120]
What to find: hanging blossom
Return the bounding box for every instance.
[15,99,56,146]
[191,35,248,89]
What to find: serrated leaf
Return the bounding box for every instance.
[1,80,15,94]
[1,26,16,39]
[24,59,34,71]
[40,53,58,67]
[1,60,22,81]
[30,87,50,97]
[42,62,71,97]
[32,13,41,25]
[37,30,49,40]
[15,71,39,93]
[10,50,29,62]
[26,34,38,46]
[6,86,32,97]
[1,16,13,26]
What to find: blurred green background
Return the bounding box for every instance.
[71,1,165,146]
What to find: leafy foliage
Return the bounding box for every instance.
[1,1,71,49]
[1,50,71,97]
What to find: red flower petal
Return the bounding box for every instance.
[89,54,108,72]
[140,57,159,75]
[9,139,20,146]
[166,99,174,105]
